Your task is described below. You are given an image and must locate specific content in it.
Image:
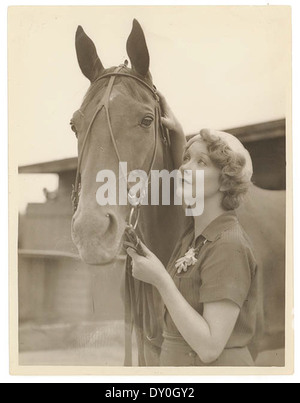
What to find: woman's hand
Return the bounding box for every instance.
[126,242,169,289]
[158,90,183,133]
[158,91,186,170]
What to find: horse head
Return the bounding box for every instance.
[71,20,167,265]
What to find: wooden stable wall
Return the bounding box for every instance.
[18,170,77,254]
[227,120,286,191]
[18,251,125,354]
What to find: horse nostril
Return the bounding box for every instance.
[105,213,113,224]
[104,212,117,230]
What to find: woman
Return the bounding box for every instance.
[127,94,259,366]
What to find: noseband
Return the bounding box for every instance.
[71,63,168,230]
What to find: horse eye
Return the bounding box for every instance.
[140,116,154,128]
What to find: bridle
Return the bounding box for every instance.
[71,63,168,230]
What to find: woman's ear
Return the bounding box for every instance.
[219,184,229,192]
[219,176,231,193]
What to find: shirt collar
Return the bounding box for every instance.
[195,210,238,242]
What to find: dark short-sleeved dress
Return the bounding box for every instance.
[160,210,260,367]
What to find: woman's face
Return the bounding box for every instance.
[176,140,222,207]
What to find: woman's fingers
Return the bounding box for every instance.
[161,116,173,130]
[157,90,169,113]
[157,90,179,131]
[138,241,153,257]
[126,247,138,259]
[157,89,166,102]
[161,116,179,132]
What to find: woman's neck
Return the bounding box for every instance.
[193,196,227,238]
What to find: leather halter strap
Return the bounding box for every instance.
[94,71,159,99]
[72,65,162,215]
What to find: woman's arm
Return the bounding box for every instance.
[157,275,240,363]
[158,91,187,170]
[127,244,240,364]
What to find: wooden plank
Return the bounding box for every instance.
[18,157,78,174]
[18,249,127,262]
[18,249,81,260]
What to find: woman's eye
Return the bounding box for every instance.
[140,116,154,128]
[198,159,207,166]
[183,154,190,162]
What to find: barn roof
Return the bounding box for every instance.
[187,119,285,143]
[18,157,77,174]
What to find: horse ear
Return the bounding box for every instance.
[126,19,150,77]
[75,26,104,82]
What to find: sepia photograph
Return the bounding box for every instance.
[8,5,293,376]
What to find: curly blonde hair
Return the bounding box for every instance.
[185,129,252,210]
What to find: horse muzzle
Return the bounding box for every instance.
[71,209,125,265]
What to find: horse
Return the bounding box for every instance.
[70,20,286,366]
